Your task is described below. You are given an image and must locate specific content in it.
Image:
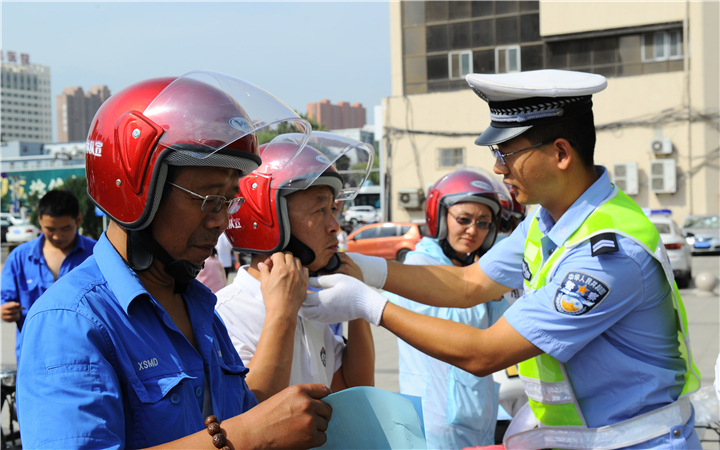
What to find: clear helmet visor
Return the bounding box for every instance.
[142,70,311,170]
[259,131,375,201]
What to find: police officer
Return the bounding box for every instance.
[300,69,701,449]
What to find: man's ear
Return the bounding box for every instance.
[76,214,82,227]
[554,138,574,171]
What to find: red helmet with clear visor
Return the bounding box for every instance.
[499,190,527,233]
[86,70,311,230]
[226,131,374,263]
[425,167,512,252]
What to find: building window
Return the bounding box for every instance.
[496,45,521,73]
[449,51,473,79]
[642,30,683,61]
[438,148,465,167]
[427,54,449,80]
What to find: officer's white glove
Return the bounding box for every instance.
[300,274,388,326]
[345,252,387,289]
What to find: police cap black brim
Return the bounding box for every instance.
[474,124,532,146]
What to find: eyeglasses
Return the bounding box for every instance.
[448,212,492,230]
[489,138,559,165]
[167,182,245,214]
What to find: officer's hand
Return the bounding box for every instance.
[338,253,387,288]
[301,274,388,326]
[0,302,21,323]
[236,383,333,450]
[259,252,309,317]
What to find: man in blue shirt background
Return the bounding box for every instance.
[1,189,96,364]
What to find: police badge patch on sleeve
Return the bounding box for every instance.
[553,271,610,315]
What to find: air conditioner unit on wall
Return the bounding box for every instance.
[612,162,639,195]
[650,138,673,155]
[398,189,423,209]
[650,159,677,194]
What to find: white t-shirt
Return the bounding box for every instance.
[215,266,345,388]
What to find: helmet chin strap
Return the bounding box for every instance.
[127,229,203,294]
[284,234,341,275]
[440,238,480,267]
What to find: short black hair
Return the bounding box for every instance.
[519,111,596,169]
[38,189,80,219]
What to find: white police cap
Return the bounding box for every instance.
[466,70,607,146]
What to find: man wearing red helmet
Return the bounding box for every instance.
[301,70,700,449]
[216,132,376,402]
[17,72,333,450]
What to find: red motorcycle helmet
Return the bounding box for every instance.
[226,131,374,264]
[425,167,512,252]
[86,70,311,230]
[499,190,527,233]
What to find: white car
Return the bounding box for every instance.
[6,220,40,244]
[343,205,378,225]
[682,215,720,254]
[1,213,21,243]
[649,215,693,288]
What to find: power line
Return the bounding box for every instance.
[384,107,720,137]
[595,107,720,133]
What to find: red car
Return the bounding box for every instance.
[347,222,426,262]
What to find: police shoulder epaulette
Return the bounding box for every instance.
[590,233,619,257]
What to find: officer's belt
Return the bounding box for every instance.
[504,395,692,450]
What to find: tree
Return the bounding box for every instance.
[63,176,103,239]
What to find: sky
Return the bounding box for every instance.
[1,1,392,141]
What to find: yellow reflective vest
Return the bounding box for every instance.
[504,186,700,450]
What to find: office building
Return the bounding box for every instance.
[307,99,367,130]
[56,85,111,143]
[382,1,719,222]
[1,58,52,143]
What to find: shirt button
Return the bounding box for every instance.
[196,386,203,398]
[170,393,181,405]
[673,429,681,438]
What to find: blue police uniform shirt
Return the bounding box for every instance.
[0,232,96,362]
[17,233,258,449]
[479,166,699,449]
[387,237,508,449]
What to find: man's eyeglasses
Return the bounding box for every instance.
[448,212,492,230]
[489,138,559,165]
[167,182,244,214]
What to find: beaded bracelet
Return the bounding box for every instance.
[204,415,230,450]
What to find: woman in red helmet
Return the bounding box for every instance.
[385,167,512,449]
